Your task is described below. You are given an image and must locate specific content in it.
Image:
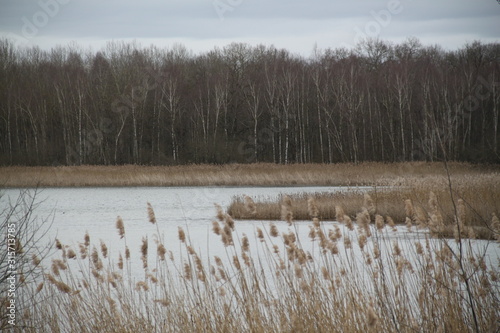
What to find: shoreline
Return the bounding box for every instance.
[0,162,498,188]
[0,184,377,190]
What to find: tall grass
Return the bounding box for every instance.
[229,174,500,240]
[13,199,500,332]
[1,162,498,187]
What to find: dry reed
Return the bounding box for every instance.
[10,190,500,333]
[228,175,499,239]
[1,162,497,187]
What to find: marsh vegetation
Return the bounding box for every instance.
[1,161,497,187]
[228,172,500,240]
[2,185,499,332]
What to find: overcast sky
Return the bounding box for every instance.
[0,0,499,56]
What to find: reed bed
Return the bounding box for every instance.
[0,162,497,187]
[9,199,500,333]
[228,174,500,240]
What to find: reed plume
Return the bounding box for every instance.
[183,263,192,280]
[212,221,221,235]
[157,243,167,261]
[147,202,156,224]
[100,240,108,258]
[141,237,148,269]
[375,214,385,230]
[79,243,88,259]
[118,253,124,270]
[178,227,186,243]
[91,247,99,266]
[270,223,279,237]
[386,216,396,231]
[241,234,250,252]
[116,216,125,239]
[356,208,371,236]
[344,215,354,231]
[225,214,235,230]
[125,246,130,260]
[309,226,316,240]
[67,248,76,259]
[256,227,264,241]
[84,232,90,247]
[215,204,225,221]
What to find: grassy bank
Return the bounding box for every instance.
[0,162,498,187]
[10,202,500,332]
[228,174,500,240]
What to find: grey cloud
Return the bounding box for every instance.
[0,0,498,55]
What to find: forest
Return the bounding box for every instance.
[0,37,498,165]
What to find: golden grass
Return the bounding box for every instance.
[229,174,500,239]
[3,164,499,331]
[11,201,499,332]
[0,162,498,187]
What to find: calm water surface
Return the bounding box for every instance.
[2,186,498,278]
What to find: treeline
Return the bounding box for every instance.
[0,38,499,165]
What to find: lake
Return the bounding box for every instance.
[1,186,498,281]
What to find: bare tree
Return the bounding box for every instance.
[0,39,498,165]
